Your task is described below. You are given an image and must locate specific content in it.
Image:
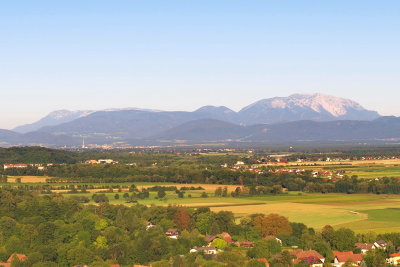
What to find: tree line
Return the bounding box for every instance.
[0,188,397,266]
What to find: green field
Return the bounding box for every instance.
[61,188,400,233]
[7,158,400,234]
[300,164,400,179]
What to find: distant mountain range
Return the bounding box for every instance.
[1,93,396,147]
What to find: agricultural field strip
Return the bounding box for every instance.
[284,162,400,178]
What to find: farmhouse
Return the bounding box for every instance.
[333,251,363,266]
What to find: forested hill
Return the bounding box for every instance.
[0,147,78,164]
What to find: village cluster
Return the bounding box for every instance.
[143,221,400,267]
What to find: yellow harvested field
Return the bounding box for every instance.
[7,176,49,183]
[161,202,236,207]
[52,184,241,194]
[137,184,241,192]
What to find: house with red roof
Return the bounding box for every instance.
[204,235,217,243]
[354,243,375,254]
[290,250,325,267]
[297,256,324,267]
[333,251,363,266]
[0,254,27,267]
[205,233,235,245]
[220,232,234,243]
[387,253,400,265]
[237,241,254,247]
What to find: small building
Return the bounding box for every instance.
[3,164,28,170]
[237,241,254,248]
[146,221,155,230]
[165,228,180,239]
[98,159,118,164]
[85,159,118,164]
[85,160,99,164]
[190,246,218,255]
[333,251,363,266]
[355,243,375,254]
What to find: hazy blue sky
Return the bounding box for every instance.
[1,0,399,129]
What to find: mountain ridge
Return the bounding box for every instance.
[14,93,380,133]
[238,93,380,124]
[0,93,391,147]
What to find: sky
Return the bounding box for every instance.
[1,0,399,129]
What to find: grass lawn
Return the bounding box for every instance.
[334,208,400,233]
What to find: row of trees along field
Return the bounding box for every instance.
[4,163,400,194]
[0,188,396,267]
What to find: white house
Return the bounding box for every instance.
[165,228,180,239]
[190,246,218,255]
[374,240,387,250]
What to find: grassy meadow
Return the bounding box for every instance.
[58,187,400,233]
